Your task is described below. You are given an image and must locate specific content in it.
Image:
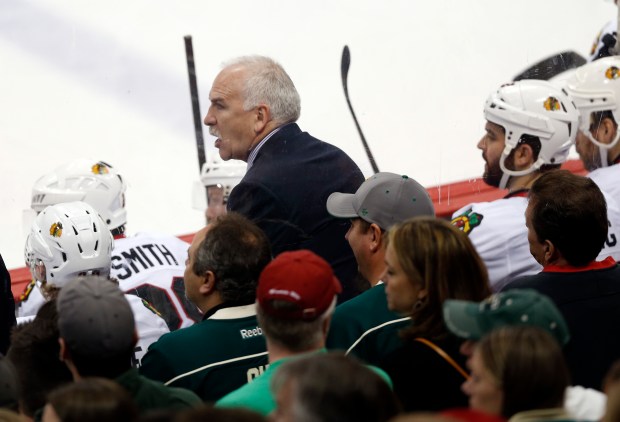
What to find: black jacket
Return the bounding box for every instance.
[228,123,365,301]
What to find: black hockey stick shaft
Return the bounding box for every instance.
[512,50,586,82]
[184,35,207,173]
[341,45,380,174]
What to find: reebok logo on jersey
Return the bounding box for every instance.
[240,326,263,339]
[451,208,483,235]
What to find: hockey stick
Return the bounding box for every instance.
[184,35,207,173]
[512,50,586,81]
[341,45,380,174]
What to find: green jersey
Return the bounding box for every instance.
[216,349,392,416]
[139,304,268,403]
[326,283,410,365]
[116,368,201,413]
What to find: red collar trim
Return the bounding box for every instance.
[504,188,529,199]
[113,234,126,240]
[543,256,616,273]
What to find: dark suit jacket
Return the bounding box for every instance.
[1,253,15,355]
[228,123,365,301]
[504,259,620,390]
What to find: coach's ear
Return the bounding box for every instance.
[199,271,216,295]
[254,104,272,134]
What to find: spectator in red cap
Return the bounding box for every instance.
[216,250,391,416]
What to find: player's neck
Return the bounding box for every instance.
[507,172,540,192]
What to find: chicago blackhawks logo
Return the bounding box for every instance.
[49,222,63,237]
[543,97,561,111]
[91,161,111,175]
[19,279,37,302]
[141,298,163,317]
[605,66,620,80]
[451,208,484,235]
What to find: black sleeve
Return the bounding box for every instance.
[0,253,16,355]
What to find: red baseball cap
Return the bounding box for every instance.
[257,250,342,321]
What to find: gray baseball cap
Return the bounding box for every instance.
[57,276,135,357]
[326,172,435,230]
[443,289,570,346]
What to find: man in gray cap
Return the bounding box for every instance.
[56,276,201,415]
[325,172,435,363]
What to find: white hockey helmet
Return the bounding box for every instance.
[565,56,620,167]
[31,159,127,233]
[484,80,579,189]
[200,155,246,204]
[24,201,113,288]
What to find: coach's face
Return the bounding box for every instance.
[184,226,210,305]
[204,65,259,162]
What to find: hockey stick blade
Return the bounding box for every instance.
[513,50,586,82]
[341,45,380,174]
[184,35,207,173]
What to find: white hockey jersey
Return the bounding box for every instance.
[589,165,620,212]
[15,280,168,367]
[587,167,620,262]
[452,194,541,291]
[111,233,202,331]
[452,189,620,291]
[124,293,170,366]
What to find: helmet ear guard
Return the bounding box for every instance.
[484,80,579,188]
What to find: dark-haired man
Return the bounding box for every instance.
[140,213,272,402]
[504,170,620,390]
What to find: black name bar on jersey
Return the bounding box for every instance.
[111,244,179,280]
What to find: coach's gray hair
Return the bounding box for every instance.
[223,56,301,125]
[257,298,336,352]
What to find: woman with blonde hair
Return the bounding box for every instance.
[380,217,492,412]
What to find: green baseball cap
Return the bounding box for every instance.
[442,289,570,346]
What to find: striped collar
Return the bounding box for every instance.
[209,303,257,320]
[247,126,282,169]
